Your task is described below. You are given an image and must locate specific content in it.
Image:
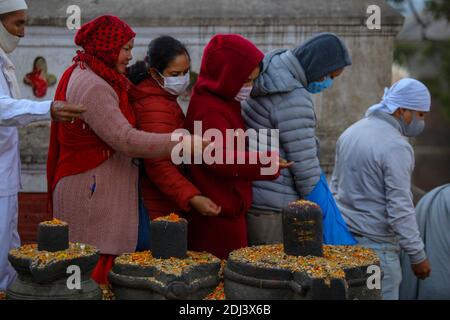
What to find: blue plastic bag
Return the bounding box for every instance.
[304,173,357,245]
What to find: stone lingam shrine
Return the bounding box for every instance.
[224,200,382,300]
[5,202,381,300]
[6,219,101,300]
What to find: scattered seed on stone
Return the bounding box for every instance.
[9,243,97,268]
[229,244,379,284]
[115,251,220,276]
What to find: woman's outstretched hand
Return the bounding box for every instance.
[189,195,222,217]
[279,157,294,169]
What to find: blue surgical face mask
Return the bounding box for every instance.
[306,76,334,94]
[400,112,426,137]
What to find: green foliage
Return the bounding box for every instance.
[426,0,450,20]
[394,42,419,65]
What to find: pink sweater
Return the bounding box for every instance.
[53,66,177,255]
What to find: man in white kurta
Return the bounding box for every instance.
[0,0,85,291]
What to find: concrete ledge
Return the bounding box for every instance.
[27,0,404,28]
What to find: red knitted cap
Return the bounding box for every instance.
[75,15,136,67]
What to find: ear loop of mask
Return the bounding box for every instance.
[156,70,167,88]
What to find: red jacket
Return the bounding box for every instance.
[130,78,201,220]
[185,34,280,259]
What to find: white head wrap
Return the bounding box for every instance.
[0,0,27,14]
[366,78,431,116]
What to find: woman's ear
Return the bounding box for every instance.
[149,68,163,82]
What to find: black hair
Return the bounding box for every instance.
[127,35,190,85]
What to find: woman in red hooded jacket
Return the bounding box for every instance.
[128,36,221,219]
[185,34,291,259]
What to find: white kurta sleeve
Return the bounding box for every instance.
[0,95,52,126]
[0,66,52,127]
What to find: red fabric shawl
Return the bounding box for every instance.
[47,15,136,213]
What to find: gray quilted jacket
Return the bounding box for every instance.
[241,49,321,212]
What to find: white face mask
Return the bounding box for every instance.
[0,21,20,54]
[157,71,190,96]
[235,85,253,102]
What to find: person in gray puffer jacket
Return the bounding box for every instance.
[241,33,354,246]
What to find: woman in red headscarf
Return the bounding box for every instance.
[46,15,184,284]
[185,34,291,259]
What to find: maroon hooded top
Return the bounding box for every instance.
[185,34,280,259]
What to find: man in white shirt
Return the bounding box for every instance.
[0,0,86,291]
